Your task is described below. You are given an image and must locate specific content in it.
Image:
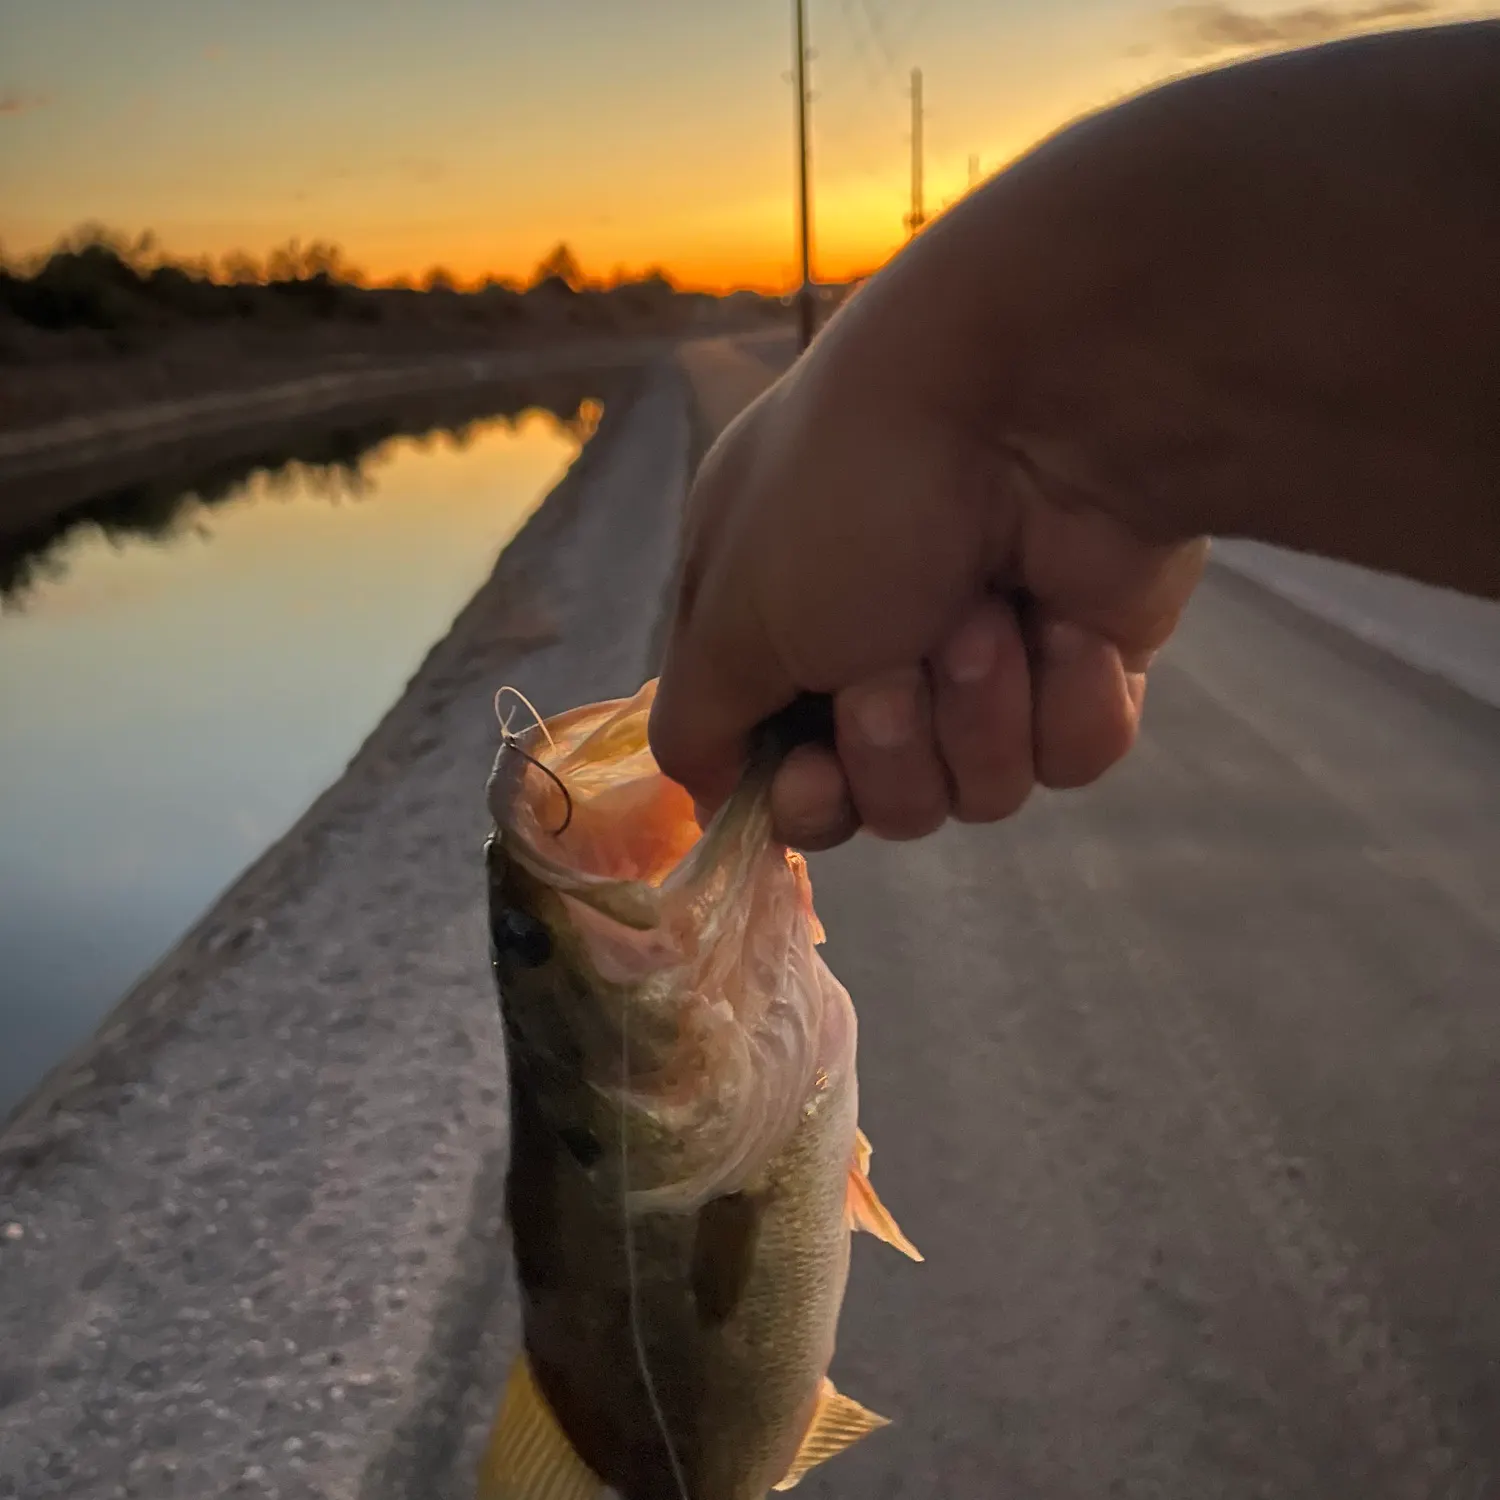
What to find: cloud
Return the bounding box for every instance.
[0,90,50,118]
[1166,1,1436,56]
[203,44,226,62]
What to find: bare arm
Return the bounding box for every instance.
[829,18,1500,595]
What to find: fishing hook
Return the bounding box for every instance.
[494,684,573,837]
[500,734,575,838]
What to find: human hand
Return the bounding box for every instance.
[650,19,1500,852]
[648,346,1208,851]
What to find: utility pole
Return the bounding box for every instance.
[792,0,815,352]
[904,67,926,238]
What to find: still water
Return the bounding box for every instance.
[0,405,589,1117]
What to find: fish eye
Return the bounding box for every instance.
[491,906,553,968]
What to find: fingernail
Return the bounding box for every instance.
[849,682,915,749]
[943,613,1000,684]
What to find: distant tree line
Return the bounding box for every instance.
[0,224,782,343]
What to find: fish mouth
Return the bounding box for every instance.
[485,680,839,1211]
[487,678,773,936]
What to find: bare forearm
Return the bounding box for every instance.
[836,21,1500,597]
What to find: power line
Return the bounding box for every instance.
[818,0,910,180]
[792,0,816,350]
[865,0,934,76]
[835,0,888,95]
[858,0,899,75]
[797,0,943,282]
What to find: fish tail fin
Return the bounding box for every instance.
[772,1377,890,1491]
[846,1128,923,1262]
[476,1352,605,1500]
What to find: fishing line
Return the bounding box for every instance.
[494,684,557,751]
[494,685,573,836]
[620,963,692,1500]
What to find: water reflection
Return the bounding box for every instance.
[1,380,604,606]
[0,389,595,1118]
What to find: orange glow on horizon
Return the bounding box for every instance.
[3,1,1468,305]
[354,238,904,297]
[24,160,970,297]
[8,213,917,299]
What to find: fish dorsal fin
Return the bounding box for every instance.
[846,1128,923,1262]
[772,1377,890,1490]
[477,1353,604,1500]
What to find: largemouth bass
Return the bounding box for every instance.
[478,678,920,1500]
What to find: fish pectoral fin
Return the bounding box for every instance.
[854,1127,873,1177]
[846,1131,923,1262]
[772,1377,891,1491]
[477,1353,605,1500]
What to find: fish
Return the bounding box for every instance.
[477,678,921,1500]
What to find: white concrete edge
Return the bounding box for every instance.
[1211,539,1500,714]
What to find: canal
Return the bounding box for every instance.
[0,392,599,1117]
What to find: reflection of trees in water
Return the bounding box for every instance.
[0,382,607,608]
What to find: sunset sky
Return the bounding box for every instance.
[0,0,1479,291]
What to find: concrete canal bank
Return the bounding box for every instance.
[0,341,777,1498]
